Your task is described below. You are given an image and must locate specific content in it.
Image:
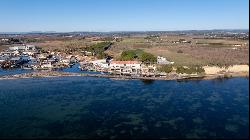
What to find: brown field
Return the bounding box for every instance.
[32,39,91,51]
[107,35,249,66]
[1,34,248,66]
[0,45,10,51]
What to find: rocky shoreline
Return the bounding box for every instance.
[0,71,248,81]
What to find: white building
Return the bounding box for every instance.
[1,50,19,56]
[233,44,242,47]
[9,45,36,51]
[9,46,19,51]
[1,38,9,42]
[22,51,35,55]
[91,59,109,71]
[157,56,174,65]
[41,62,52,69]
[92,59,109,68]
[108,61,141,75]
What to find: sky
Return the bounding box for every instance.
[0,0,249,32]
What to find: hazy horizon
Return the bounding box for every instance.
[0,28,249,34]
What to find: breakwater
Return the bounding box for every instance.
[0,71,248,81]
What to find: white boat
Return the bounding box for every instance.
[22,67,32,70]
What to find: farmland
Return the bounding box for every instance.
[0,31,249,67]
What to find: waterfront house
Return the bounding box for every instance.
[108,61,141,75]
[40,62,53,69]
[91,59,109,71]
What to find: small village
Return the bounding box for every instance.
[0,43,177,77]
[0,44,77,70]
[0,30,248,80]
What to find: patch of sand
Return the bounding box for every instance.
[203,65,249,75]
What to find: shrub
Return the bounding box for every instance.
[176,66,205,74]
[139,52,157,63]
[158,65,173,73]
[176,66,186,74]
[177,50,183,53]
[120,50,137,60]
[119,49,156,63]
[196,66,205,73]
[86,42,112,59]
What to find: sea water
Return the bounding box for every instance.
[0,77,248,139]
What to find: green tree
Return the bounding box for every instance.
[139,52,157,63]
[120,50,137,60]
[86,42,112,59]
[119,49,156,63]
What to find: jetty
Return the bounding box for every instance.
[0,70,248,81]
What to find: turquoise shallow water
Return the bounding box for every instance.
[0,77,249,139]
[0,63,103,76]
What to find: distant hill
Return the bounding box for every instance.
[0,29,248,35]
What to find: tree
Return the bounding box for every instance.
[86,42,112,59]
[139,52,157,63]
[119,49,156,63]
[120,50,137,60]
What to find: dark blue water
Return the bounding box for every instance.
[0,77,248,139]
[0,68,32,76]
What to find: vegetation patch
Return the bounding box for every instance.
[119,49,157,63]
[176,66,205,74]
[86,42,112,59]
[177,50,183,53]
[157,65,173,73]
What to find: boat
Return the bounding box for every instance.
[22,67,32,70]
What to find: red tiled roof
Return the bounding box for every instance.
[110,61,141,64]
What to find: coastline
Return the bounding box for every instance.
[0,71,248,81]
